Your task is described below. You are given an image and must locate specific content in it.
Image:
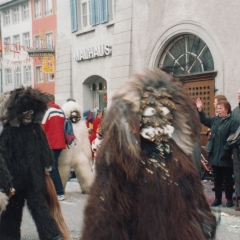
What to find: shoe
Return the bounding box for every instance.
[226,200,234,208]
[233,196,240,200]
[211,199,222,207]
[57,195,65,201]
[235,206,240,211]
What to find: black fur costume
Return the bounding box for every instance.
[0,87,61,240]
[81,69,216,240]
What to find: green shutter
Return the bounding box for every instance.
[70,0,78,32]
[91,0,100,26]
[100,0,108,23]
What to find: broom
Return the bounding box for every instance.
[45,172,71,240]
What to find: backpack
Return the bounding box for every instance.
[62,110,76,147]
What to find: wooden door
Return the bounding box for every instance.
[180,72,217,151]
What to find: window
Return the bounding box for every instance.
[35,35,43,48]
[4,10,10,26]
[44,0,53,15]
[34,0,42,18]
[5,69,12,85]
[22,3,29,20]
[24,66,31,84]
[47,73,54,81]
[13,35,20,51]
[36,66,44,83]
[15,67,21,87]
[81,0,91,28]
[159,34,214,74]
[46,33,53,48]
[4,37,11,54]
[13,6,20,23]
[23,32,30,48]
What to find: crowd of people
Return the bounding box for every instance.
[0,70,240,239]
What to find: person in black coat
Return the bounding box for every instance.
[196,98,239,207]
[0,87,63,240]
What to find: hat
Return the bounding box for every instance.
[83,109,91,120]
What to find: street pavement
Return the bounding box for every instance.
[19,178,240,239]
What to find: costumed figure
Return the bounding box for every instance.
[91,125,103,171]
[0,87,70,240]
[81,69,216,240]
[58,101,95,194]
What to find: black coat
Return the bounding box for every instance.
[199,111,239,167]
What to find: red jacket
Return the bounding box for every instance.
[42,101,66,150]
[86,117,102,144]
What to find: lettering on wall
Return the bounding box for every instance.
[74,44,112,62]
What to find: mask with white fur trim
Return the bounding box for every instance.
[140,87,176,156]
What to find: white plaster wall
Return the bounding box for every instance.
[71,24,114,110]
[0,1,33,92]
[55,0,72,106]
[131,0,240,108]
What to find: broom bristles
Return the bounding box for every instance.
[45,172,71,240]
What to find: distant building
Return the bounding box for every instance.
[31,0,56,94]
[0,0,33,92]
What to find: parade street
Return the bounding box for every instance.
[19,179,240,240]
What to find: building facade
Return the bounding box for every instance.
[0,0,33,93]
[55,0,240,115]
[31,0,57,94]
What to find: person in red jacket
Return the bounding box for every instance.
[42,95,66,201]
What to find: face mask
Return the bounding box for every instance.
[21,110,34,125]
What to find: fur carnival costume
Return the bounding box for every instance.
[58,101,95,193]
[81,69,217,240]
[0,86,70,240]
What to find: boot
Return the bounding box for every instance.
[226,199,234,208]
[211,199,222,207]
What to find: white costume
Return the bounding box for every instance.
[58,101,95,194]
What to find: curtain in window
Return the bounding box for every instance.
[70,0,78,32]
[100,0,108,23]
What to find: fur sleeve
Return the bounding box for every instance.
[0,154,12,194]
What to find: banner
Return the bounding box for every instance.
[41,57,54,73]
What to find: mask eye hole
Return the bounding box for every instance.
[142,107,156,117]
[22,110,34,115]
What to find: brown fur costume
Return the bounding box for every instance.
[81,69,216,240]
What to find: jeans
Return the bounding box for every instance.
[50,149,64,195]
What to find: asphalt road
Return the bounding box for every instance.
[18,179,240,239]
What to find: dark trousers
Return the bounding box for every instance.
[233,148,240,196]
[50,149,64,195]
[212,165,233,200]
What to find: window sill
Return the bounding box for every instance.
[75,28,95,36]
[105,20,115,28]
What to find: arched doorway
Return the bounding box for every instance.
[83,75,107,111]
[158,34,217,146]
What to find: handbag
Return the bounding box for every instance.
[227,126,240,148]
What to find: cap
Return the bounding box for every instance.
[83,109,91,120]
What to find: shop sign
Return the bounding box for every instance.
[29,52,54,57]
[74,44,112,62]
[42,57,55,73]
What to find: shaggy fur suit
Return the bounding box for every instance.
[81,69,216,240]
[0,87,62,240]
[58,101,95,193]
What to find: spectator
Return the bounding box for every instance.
[83,109,102,158]
[231,89,240,210]
[196,98,238,207]
[42,95,66,201]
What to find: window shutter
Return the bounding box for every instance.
[100,0,108,23]
[91,0,100,26]
[70,0,78,32]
